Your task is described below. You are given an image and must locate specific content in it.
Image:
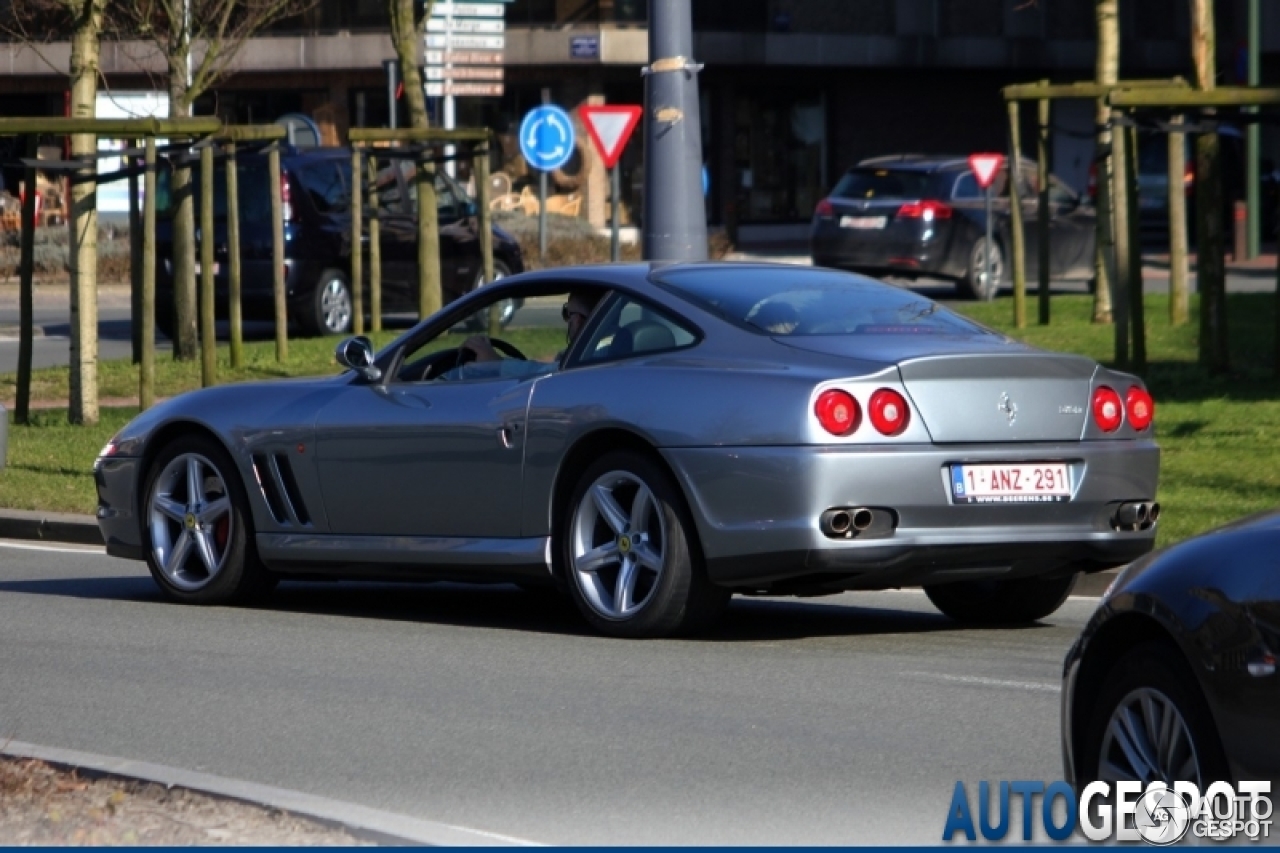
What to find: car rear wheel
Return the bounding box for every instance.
[299,269,353,337]
[924,572,1076,624]
[465,260,517,330]
[143,435,272,605]
[959,236,1003,301]
[563,451,730,638]
[1079,641,1229,789]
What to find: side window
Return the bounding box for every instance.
[399,161,465,219]
[371,164,403,213]
[578,297,698,364]
[952,173,980,200]
[295,162,348,214]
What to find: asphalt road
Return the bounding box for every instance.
[0,538,1099,845]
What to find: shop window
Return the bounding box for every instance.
[732,93,826,223]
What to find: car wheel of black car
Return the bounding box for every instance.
[563,451,730,638]
[143,435,272,605]
[959,236,1003,301]
[1079,641,1229,788]
[464,260,518,331]
[299,269,353,337]
[924,572,1076,624]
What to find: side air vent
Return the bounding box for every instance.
[251,453,312,527]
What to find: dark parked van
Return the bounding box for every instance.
[156,146,524,337]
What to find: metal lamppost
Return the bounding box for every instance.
[642,0,708,262]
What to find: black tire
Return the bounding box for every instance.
[924,572,1077,624]
[298,269,353,337]
[562,450,730,638]
[464,259,518,331]
[141,434,272,605]
[1078,641,1229,788]
[958,236,1003,301]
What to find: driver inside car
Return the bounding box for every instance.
[440,288,604,381]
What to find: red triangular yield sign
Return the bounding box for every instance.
[580,105,643,170]
[968,153,1005,190]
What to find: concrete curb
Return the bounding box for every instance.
[1,740,541,847]
[0,508,103,546]
[0,505,1121,599]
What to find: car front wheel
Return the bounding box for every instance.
[563,451,729,638]
[924,572,1076,624]
[143,435,272,604]
[299,269,353,337]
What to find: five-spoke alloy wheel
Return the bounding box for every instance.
[564,451,729,638]
[144,435,271,604]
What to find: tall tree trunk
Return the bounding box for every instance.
[67,0,104,426]
[169,74,198,361]
[1092,0,1119,325]
[1192,0,1229,373]
[388,0,442,320]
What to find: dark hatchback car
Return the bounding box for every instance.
[156,147,523,337]
[811,155,1095,300]
[1062,510,1280,790]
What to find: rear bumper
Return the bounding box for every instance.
[662,441,1159,591]
[811,219,956,276]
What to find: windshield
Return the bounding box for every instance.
[656,267,997,338]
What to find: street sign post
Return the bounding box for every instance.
[520,103,575,259]
[581,104,642,261]
[969,153,1005,300]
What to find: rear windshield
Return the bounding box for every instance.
[157,161,272,224]
[830,168,940,201]
[656,267,997,338]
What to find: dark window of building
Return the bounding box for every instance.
[1046,0,1092,39]
[693,0,766,31]
[769,0,893,35]
[940,0,1003,37]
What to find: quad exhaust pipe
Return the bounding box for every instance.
[820,507,895,539]
[1113,501,1160,531]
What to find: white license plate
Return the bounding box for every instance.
[840,215,887,230]
[950,463,1071,504]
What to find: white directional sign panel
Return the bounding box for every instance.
[425,50,504,65]
[425,33,505,50]
[426,17,505,33]
[425,66,503,81]
[430,2,506,17]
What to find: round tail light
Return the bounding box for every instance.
[1092,386,1124,432]
[815,389,860,436]
[868,388,910,436]
[1126,386,1154,431]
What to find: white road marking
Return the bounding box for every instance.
[0,540,107,555]
[903,671,1058,694]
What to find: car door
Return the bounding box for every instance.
[312,370,533,539]
[1046,176,1095,277]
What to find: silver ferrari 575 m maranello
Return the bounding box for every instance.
[94,263,1160,638]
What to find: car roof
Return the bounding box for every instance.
[854,154,973,173]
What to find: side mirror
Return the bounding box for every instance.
[335,336,382,382]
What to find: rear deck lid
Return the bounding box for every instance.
[897,352,1096,442]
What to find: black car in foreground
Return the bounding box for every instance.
[811,154,1095,300]
[156,146,523,337]
[1062,510,1280,789]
